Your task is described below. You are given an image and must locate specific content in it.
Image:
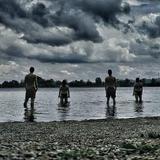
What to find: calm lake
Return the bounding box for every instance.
[0,87,160,122]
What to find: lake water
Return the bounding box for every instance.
[0,87,160,122]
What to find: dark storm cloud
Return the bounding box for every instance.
[134,0,160,39]
[0,0,26,18]
[28,0,125,43]
[135,14,160,59]
[31,2,51,27]
[0,0,128,46]
[0,0,27,32]
[51,0,127,22]
[77,0,122,22]
[140,16,160,38]
[30,53,90,64]
[5,48,91,64]
[0,35,93,63]
[52,9,103,42]
[50,0,129,41]
[30,2,103,43]
[0,0,73,46]
[0,44,25,61]
[129,0,160,60]
[0,0,133,64]
[22,27,73,46]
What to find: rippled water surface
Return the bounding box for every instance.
[0,87,160,122]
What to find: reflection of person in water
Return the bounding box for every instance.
[24,67,38,108]
[106,104,116,117]
[133,78,143,103]
[134,102,143,113]
[24,107,35,122]
[57,104,70,121]
[58,80,70,104]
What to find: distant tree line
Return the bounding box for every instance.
[0,77,160,88]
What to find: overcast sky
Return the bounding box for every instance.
[0,0,160,82]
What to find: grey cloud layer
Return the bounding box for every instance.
[0,0,160,65]
[133,1,160,59]
[0,0,126,45]
[0,0,132,64]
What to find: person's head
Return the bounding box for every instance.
[62,79,67,86]
[108,69,112,76]
[136,77,140,82]
[30,67,35,73]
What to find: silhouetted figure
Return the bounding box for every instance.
[133,78,143,103]
[24,67,38,108]
[105,69,117,105]
[58,80,70,105]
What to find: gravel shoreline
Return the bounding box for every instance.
[1,117,160,159]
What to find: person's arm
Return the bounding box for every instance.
[58,87,61,98]
[141,83,143,93]
[24,76,27,90]
[68,87,70,98]
[35,76,38,91]
[133,84,136,95]
[105,78,107,90]
[115,78,117,90]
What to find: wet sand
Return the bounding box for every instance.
[0,117,160,159]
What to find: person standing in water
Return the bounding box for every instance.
[58,80,70,104]
[105,69,117,105]
[24,67,38,108]
[133,78,143,103]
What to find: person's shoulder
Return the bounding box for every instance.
[25,74,30,78]
[140,82,143,86]
[105,76,109,80]
[134,82,138,86]
[31,74,37,78]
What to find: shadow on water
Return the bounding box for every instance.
[106,104,116,118]
[57,102,70,121]
[24,107,35,122]
[134,101,144,113]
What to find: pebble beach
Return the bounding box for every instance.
[1,117,160,159]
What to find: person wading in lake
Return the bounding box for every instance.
[133,78,143,103]
[24,67,38,108]
[58,80,70,105]
[105,69,117,105]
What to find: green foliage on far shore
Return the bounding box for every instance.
[1,76,160,88]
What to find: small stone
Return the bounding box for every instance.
[48,151,57,158]
[24,151,36,158]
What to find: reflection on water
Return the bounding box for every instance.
[0,87,159,122]
[106,104,116,118]
[57,102,70,121]
[24,107,35,122]
[134,102,144,113]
